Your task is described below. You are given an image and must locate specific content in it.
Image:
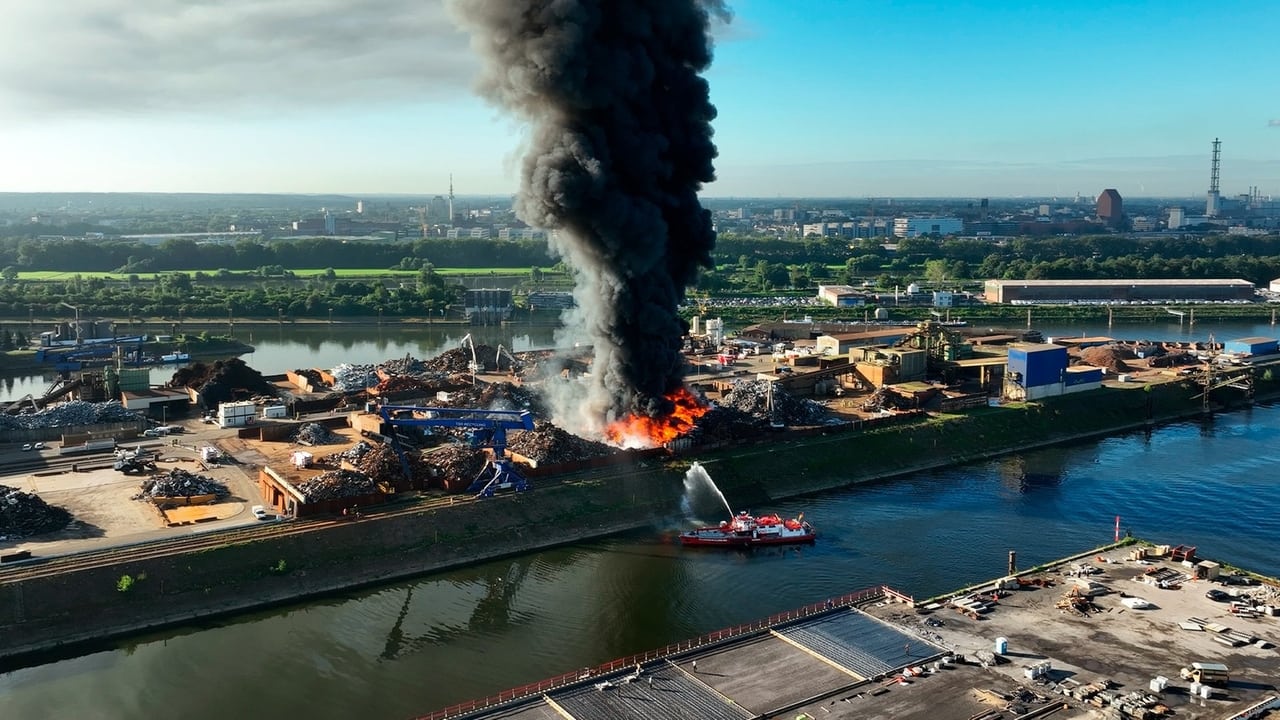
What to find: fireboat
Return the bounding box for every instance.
[680,511,816,548]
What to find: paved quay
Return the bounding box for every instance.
[429,545,1280,720]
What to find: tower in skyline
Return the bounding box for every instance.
[1096,188,1123,227]
[1206,138,1221,218]
[448,174,455,224]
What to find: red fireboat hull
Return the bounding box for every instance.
[679,532,817,548]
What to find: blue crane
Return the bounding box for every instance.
[377,405,536,497]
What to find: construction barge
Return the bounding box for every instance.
[421,543,1280,720]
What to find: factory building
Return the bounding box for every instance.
[893,216,963,238]
[1003,343,1103,401]
[816,285,866,307]
[983,278,1254,304]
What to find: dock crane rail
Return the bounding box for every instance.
[376,405,535,497]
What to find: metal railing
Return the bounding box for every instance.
[416,585,898,720]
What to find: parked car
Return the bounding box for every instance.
[21,443,33,451]
[33,442,44,450]
[1205,589,1230,602]
[251,505,274,521]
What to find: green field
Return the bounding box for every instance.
[14,267,538,281]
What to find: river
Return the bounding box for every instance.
[2,400,1280,719]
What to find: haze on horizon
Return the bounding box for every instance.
[0,0,1276,199]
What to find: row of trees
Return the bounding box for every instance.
[0,237,554,273]
[0,266,462,320]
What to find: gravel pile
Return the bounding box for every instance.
[721,380,829,425]
[1079,346,1133,373]
[294,423,344,445]
[0,400,141,431]
[136,469,230,499]
[330,363,376,392]
[0,484,73,538]
[507,421,616,465]
[296,469,378,502]
[424,444,489,493]
[171,358,277,408]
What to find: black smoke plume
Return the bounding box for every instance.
[450,0,727,435]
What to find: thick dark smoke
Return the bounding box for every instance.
[450,0,727,435]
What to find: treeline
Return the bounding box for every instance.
[0,269,463,320]
[0,237,553,273]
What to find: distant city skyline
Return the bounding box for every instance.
[0,0,1276,197]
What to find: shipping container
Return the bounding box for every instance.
[1064,366,1104,387]
[1007,343,1067,388]
[261,404,288,419]
[1224,336,1278,356]
[218,400,257,428]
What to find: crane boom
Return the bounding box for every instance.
[376,405,535,497]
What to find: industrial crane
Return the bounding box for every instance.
[377,405,535,497]
[495,344,521,376]
[59,301,82,344]
[459,333,481,385]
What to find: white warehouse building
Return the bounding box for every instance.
[893,216,963,238]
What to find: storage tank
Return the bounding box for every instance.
[873,308,889,320]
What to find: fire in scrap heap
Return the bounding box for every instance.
[377,405,535,497]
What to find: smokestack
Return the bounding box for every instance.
[450,0,727,436]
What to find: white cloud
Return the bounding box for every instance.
[1269,119,1280,127]
[0,0,474,118]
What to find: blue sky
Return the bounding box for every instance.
[0,0,1276,197]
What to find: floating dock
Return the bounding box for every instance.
[423,545,1280,720]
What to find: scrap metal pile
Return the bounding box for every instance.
[330,363,377,392]
[426,345,500,374]
[171,358,277,408]
[423,444,489,492]
[440,381,546,415]
[317,440,375,469]
[353,443,435,486]
[0,484,72,538]
[721,380,831,425]
[294,423,344,445]
[0,399,141,431]
[292,368,328,390]
[136,469,230,500]
[296,469,378,502]
[507,420,616,465]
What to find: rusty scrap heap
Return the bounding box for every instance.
[507,420,617,465]
[354,443,434,487]
[423,444,489,492]
[0,484,72,538]
[440,382,545,415]
[296,469,378,502]
[426,345,499,374]
[136,470,230,500]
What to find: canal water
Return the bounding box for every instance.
[2,400,1279,719]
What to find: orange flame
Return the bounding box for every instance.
[605,386,709,448]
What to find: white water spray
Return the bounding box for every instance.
[681,462,734,521]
